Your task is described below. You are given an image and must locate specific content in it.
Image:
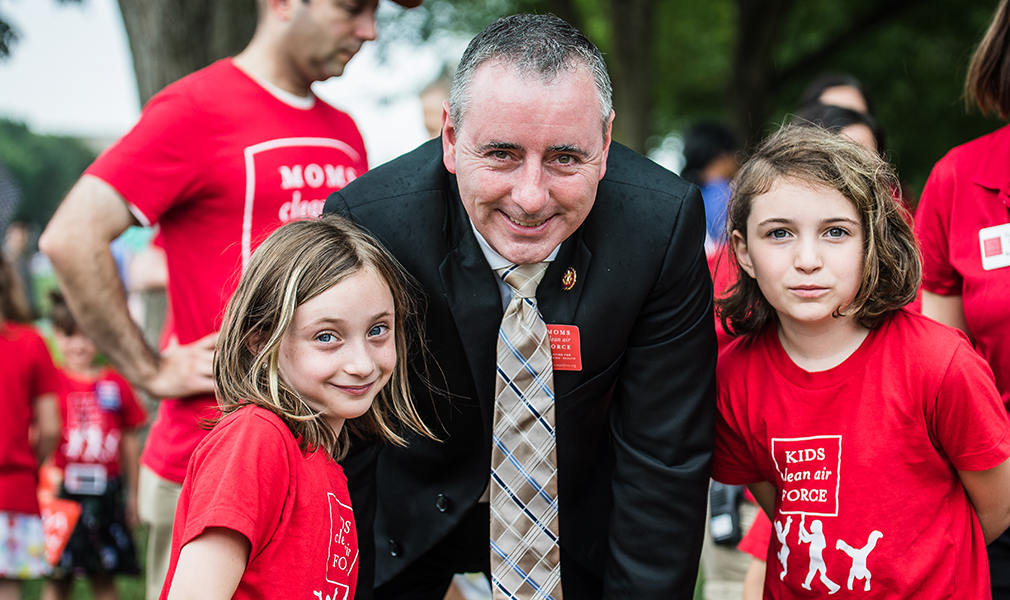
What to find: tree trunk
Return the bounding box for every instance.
[606,0,656,153]
[117,0,257,106]
[729,0,793,146]
[542,0,654,153]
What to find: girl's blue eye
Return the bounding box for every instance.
[369,324,389,337]
[317,333,335,343]
[770,229,789,239]
[826,227,848,238]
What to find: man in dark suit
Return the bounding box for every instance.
[325,13,716,599]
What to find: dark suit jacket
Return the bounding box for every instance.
[324,139,716,598]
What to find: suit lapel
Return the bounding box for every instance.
[539,232,591,398]
[439,186,503,434]
[539,233,590,328]
[438,182,594,420]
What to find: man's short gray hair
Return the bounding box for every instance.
[448,14,613,138]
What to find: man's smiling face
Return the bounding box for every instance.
[442,62,613,265]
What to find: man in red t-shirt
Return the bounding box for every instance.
[39,1,421,597]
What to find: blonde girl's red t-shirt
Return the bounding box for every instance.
[0,323,61,514]
[160,406,358,600]
[713,309,1010,599]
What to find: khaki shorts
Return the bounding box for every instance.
[138,465,182,600]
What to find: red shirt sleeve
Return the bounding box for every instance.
[30,330,60,399]
[915,154,962,296]
[178,409,292,555]
[931,340,1010,471]
[86,83,207,226]
[712,344,765,485]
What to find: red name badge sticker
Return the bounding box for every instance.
[547,324,582,371]
[979,223,1010,271]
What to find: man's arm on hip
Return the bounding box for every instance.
[40,175,216,399]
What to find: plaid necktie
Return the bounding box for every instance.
[490,262,563,600]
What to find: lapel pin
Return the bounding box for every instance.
[561,267,577,291]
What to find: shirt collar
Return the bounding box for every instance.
[231,58,317,110]
[973,124,1010,195]
[470,220,561,270]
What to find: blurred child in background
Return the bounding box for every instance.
[43,291,146,600]
[0,250,61,600]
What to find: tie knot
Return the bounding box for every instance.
[496,262,549,299]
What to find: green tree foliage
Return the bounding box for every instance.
[759,0,1000,194]
[8,0,1003,196]
[0,119,96,229]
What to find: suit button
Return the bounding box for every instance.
[388,540,400,557]
[436,494,449,512]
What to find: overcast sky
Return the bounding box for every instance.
[0,0,139,137]
[0,0,467,165]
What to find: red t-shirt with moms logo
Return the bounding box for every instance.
[160,406,358,600]
[86,58,368,484]
[713,309,1010,599]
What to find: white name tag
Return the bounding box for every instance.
[979,223,1010,271]
[64,463,107,495]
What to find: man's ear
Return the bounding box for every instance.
[267,0,297,21]
[732,230,756,279]
[442,100,458,175]
[598,110,615,181]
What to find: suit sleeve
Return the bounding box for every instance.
[604,184,716,597]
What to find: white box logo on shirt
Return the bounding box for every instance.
[241,137,363,271]
[770,435,841,517]
[319,491,357,600]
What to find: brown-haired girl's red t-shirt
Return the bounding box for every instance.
[713,309,1010,598]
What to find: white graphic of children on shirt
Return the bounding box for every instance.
[776,515,884,594]
[798,516,840,594]
[64,392,120,463]
[313,585,344,600]
[775,516,792,580]
[836,531,884,591]
[771,435,886,593]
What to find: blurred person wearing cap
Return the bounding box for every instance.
[40,1,420,597]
